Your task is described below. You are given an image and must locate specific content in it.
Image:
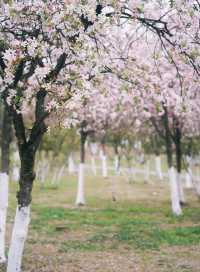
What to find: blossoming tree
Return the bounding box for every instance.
[0,1,110,270]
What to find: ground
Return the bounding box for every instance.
[1,170,200,272]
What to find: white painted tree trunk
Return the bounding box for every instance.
[168,167,182,216]
[85,140,88,150]
[7,206,30,272]
[91,156,97,176]
[127,166,134,183]
[114,155,120,175]
[90,143,98,156]
[194,168,200,199]
[185,171,193,188]
[50,169,57,186]
[76,163,85,206]
[56,166,65,185]
[144,160,150,183]
[196,184,200,198]
[68,155,76,174]
[13,151,20,164]
[40,162,49,186]
[51,166,64,186]
[185,155,193,188]
[102,155,108,178]
[155,155,163,181]
[0,173,9,263]
[176,172,186,204]
[99,149,103,159]
[12,167,20,183]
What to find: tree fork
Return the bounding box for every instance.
[17,144,36,208]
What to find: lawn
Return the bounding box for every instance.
[1,171,200,272]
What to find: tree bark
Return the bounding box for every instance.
[68,154,76,174]
[91,156,97,176]
[1,106,12,174]
[7,206,30,272]
[162,108,182,215]
[155,155,163,181]
[0,173,8,264]
[7,89,47,272]
[101,137,108,178]
[0,106,12,263]
[185,140,193,188]
[174,125,186,205]
[76,129,87,206]
[144,159,150,184]
[114,144,121,175]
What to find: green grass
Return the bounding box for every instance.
[5,171,200,272]
[59,240,105,253]
[29,203,200,252]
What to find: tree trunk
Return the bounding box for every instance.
[76,130,87,206]
[102,154,108,178]
[90,142,97,175]
[162,109,182,215]
[0,106,12,263]
[168,167,182,216]
[101,139,108,178]
[155,155,163,181]
[114,145,121,176]
[185,155,193,188]
[5,61,52,272]
[175,126,186,205]
[1,106,12,175]
[7,206,30,272]
[176,171,185,204]
[51,166,64,187]
[91,156,97,176]
[144,159,150,184]
[195,167,200,200]
[12,167,20,183]
[7,144,36,272]
[0,173,8,264]
[38,159,49,188]
[114,155,121,175]
[68,154,76,174]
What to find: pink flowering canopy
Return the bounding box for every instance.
[0,1,111,116]
[0,0,199,143]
